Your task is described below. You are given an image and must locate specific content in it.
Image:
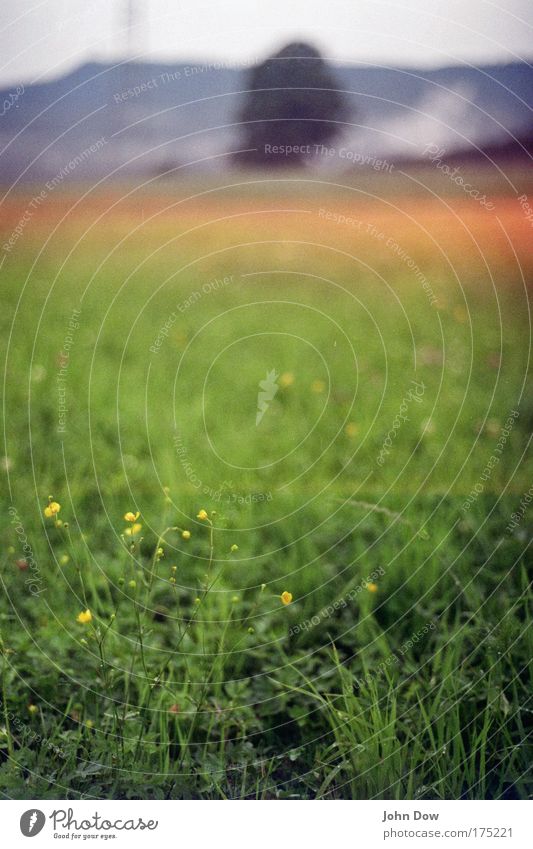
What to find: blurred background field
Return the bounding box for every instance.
[2,170,532,509]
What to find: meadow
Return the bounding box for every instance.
[0,166,532,798]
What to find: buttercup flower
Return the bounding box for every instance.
[197,509,209,521]
[77,609,92,624]
[367,583,378,593]
[230,544,239,552]
[44,500,61,518]
[28,704,38,715]
[182,530,191,540]
[280,591,293,605]
[124,523,142,536]
[124,511,140,522]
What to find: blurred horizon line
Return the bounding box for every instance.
[4,49,533,90]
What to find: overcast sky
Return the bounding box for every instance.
[1,0,532,86]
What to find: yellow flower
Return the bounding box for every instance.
[311,379,326,394]
[124,523,142,536]
[280,591,293,605]
[59,554,70,565]
[230,544,238,552]
[182,530,191,540]
[367,583,378,593]
[44,501,61,518]
[124,511,140,522]
[345,422,358,438]
[197,509,208,521]
[28,704,38,715]
[77,609,92,624]
[279,372,294,387]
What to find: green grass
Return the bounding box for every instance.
[0,180,531,799]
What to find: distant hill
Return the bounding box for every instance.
[0,59,531,184]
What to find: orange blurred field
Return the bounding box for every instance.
[2,178,531,289]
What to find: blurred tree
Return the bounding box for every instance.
[235,42,350,167]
